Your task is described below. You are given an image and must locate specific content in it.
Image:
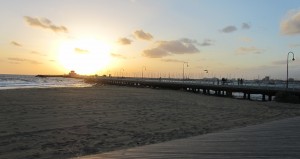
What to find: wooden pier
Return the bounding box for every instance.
[87,77,300,101]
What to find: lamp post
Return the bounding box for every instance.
[120,68,124,78]
[286,52,295,89]
[204,69,208,79]
[142,66,146,79]
[182,62,189,80]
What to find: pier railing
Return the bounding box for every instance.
[86,77,300,101]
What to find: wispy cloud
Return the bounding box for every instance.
[235,46,263,55]
[181,38,213,46]
[220,25,237,33]
[118,37,132,45]
[10,41,22,47]
[280,10,300,35]
[31,51,47,56]
[221,23,251,33]
[143,38,200,58]
[199,39,214,46]
[24,16,68,33]
[74,48,89,54]
[8,57,42,64]
[134,30,153,40]
[110,53,127,59]
[161,58,184,63]
[241,23,251,29]
[143,47,169,58]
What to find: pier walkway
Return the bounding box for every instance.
[88,77,300,101]
[77,117,300,159]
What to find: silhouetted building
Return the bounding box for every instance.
[69,70,77,77]
[262,76,270,81]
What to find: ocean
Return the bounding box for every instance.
[1,74,299,101]
[0,74,92,90]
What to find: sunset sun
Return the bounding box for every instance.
[58,38,111,75]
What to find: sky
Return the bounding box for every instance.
[1,0,300,80]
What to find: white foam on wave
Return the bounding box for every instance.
[0,74,92,90]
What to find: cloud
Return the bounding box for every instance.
[31,51,47,56]
[199,39,214,46]
[235,46,263,55]
[180,38,198,44]
[181,38,213,46]
[8,57,42,64]
[74,48,89,54]
[110,53,127,59]
[24,16,68,33]
[143,48,169,58]
[241,23,251,29]
[280,10,300,35]
[161,58,184,63]
[143,39,200,58]
[134,30,153,40]
[10,41,22,47]
[221,25,237,33]
[158,39,200,54]
[118,37,132,45]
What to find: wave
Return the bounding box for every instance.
[0,74,92,90]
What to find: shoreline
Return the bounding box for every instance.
[0,86,299,159]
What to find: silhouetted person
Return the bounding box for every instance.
[221,78,227,85]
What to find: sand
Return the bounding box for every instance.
[0,85,299,159]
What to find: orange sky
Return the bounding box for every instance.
[1,0,300,79]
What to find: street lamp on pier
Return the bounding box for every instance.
[142,66,146,79]
[286,52,295,89]
[183,62,189,80]
[120,68,125,78]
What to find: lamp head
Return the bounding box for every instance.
[292,58,295,61]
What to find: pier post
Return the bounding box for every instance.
[268,95,272,101]
[226,91,232,97]
[262,94,266,101]
[243,93,246,99]
[247,93,251,100]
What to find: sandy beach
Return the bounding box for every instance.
[0,85,300,159]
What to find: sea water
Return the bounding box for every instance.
[0,74,92,90]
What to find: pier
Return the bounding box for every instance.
[87,77,300,101]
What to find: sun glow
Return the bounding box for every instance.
[58,38,111,75]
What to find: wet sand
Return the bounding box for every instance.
[0,85,299,159]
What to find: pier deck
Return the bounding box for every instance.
[88,77,300,101]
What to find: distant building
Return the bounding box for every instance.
[69,70,77,77]
[288,78,295,82]
[262,76,270,81]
